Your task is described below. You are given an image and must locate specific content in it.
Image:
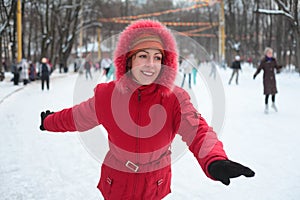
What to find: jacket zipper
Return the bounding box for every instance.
[132,89,141,199]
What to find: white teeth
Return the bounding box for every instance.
[142,71,154,76]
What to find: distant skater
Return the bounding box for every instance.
[228,55,241,85]
[253,47,281,114]
[84,56,93,80]
[180,53,196,89]
[40,58,51,91]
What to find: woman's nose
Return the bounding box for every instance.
[146,57,155,67]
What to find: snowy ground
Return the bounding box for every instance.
[1,64,300,200]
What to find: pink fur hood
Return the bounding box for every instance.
[114,19,178,92]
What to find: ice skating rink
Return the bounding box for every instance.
[1,64,299,200]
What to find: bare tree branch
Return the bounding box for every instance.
[255,8,294,21]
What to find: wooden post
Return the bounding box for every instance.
[219,0,225,62]
[17,0,22,62]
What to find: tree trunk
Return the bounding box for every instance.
[276,15,283,65]
[0,37,2,74]
[255,0,260,63]
[296,32,300,73]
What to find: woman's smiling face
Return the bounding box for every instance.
[130,48,163,85]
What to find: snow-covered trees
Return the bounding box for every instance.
[1,0,299,73]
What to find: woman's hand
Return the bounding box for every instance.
[40,110,54,130]
[208,160,255,185]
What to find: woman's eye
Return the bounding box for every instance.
[155,56,162,61]
[138,54,147,58]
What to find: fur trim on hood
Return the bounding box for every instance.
[114,19,178,93]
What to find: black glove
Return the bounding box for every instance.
[208,160,255,186]
[253,74,256,79]
[40,110,54,131]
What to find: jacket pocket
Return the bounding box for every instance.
[144,167,172,199]
[98,165,127,200]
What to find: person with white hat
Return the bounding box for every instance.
[228,55,242,85]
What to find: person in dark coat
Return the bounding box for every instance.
[39,19,255,199]
[253,47,281,114]
[11,61,20,85]
[228,55,242,85]
[29,61,36,81]
[40,57,51,91]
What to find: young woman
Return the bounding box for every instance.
[40,19,254,199]
[253,47,281,114]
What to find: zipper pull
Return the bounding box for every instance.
[138,89,141,101]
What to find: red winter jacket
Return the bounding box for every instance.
[44,79,227,199]
[43,20,228,200]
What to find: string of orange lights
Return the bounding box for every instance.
[98,1,220,37]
